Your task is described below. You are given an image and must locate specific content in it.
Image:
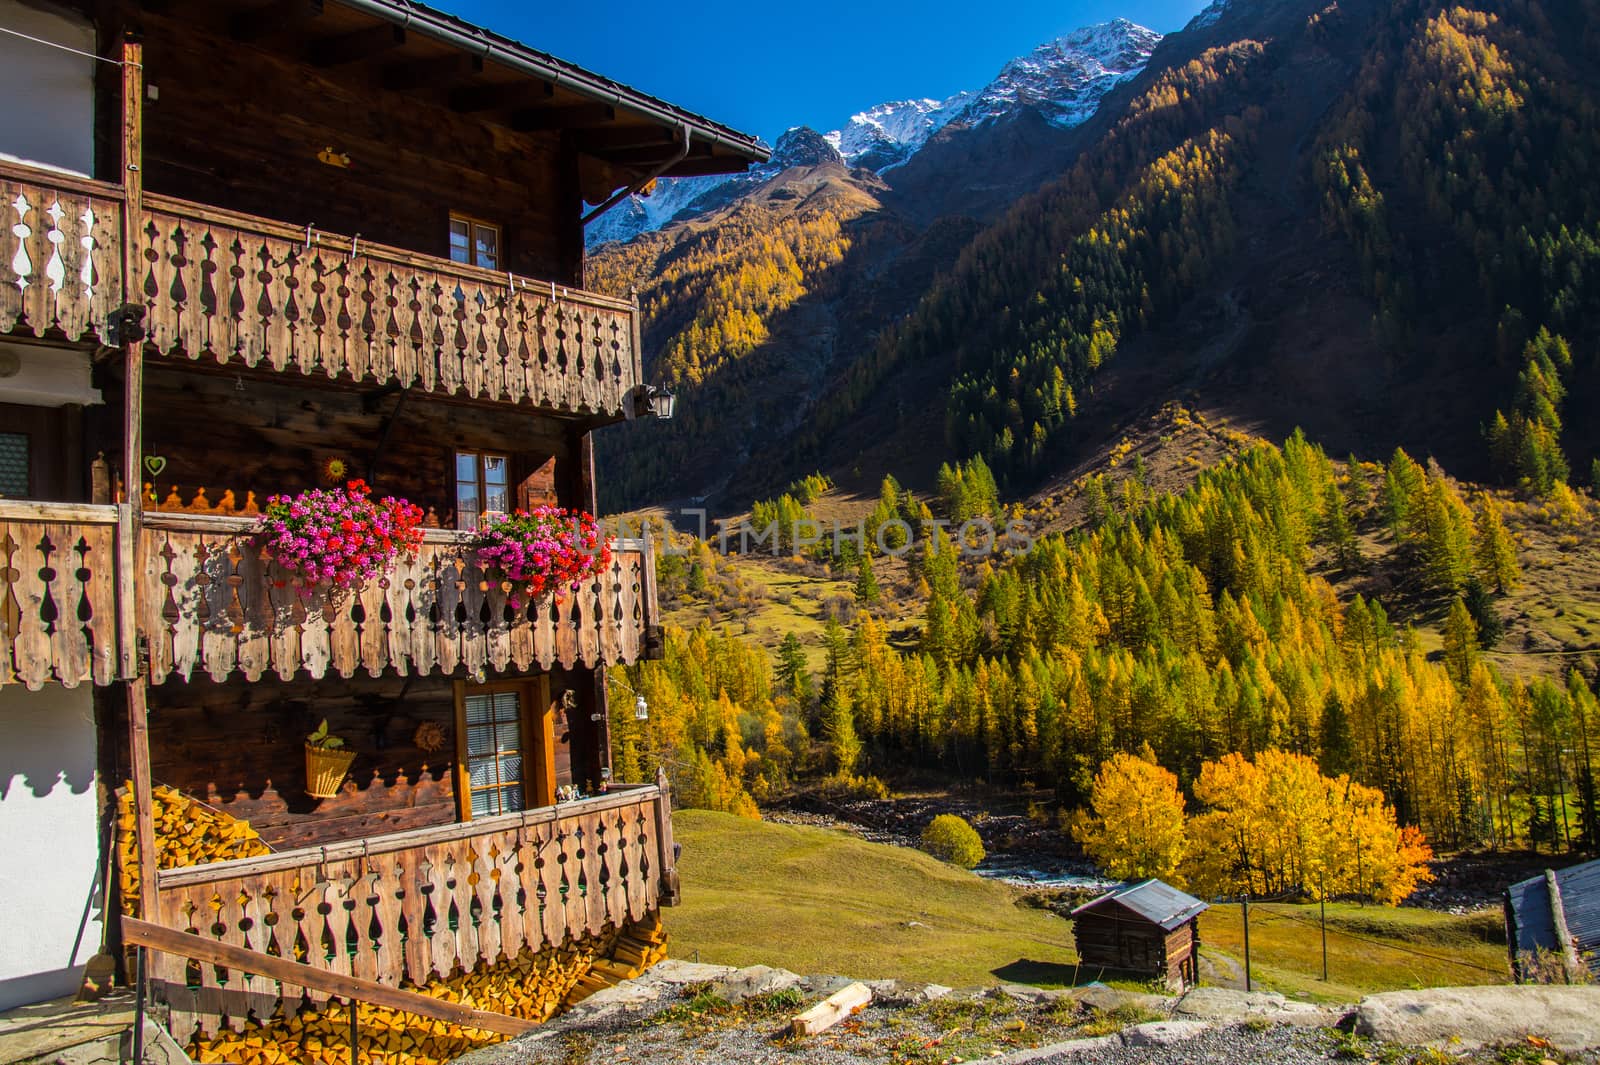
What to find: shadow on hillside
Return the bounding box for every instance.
[991,959,1086,986]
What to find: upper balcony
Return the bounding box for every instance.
[0,160,643,420]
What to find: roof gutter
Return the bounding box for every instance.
[580,124,690,227]
[334,0,769,162]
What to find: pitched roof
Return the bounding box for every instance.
[1072,879,1208,931]
[1505,859,1600,975]
[336,0,768,170]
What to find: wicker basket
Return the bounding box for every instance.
[305,744,356,799]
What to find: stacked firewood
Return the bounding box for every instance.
[187,919,669,1065]
[115,782,272,918]
[566,914,669,1003]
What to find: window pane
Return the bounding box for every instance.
[457,483,479,531]
[449,219,471,264]
[0,433,28,497]
[471,788,500,817]
[494,721,520,755]
[493,691,520,721]
[483,456,508,485]
[456,452,478,480]
[474,224,499,270]
[469,756,497,789]
[467,725,496,758]
[499,786,523,813]
[498,754,522,784]
[464,695,493,726]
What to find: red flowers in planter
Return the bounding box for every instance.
[474,506,610,603]
[257,480,425,589]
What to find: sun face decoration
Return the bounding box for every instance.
[413,720,447,754]
[321,456,351,485]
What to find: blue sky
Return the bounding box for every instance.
[447,0,1213,143]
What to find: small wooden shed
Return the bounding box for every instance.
[1504,859,1600,983]
[1071,879,1208,989]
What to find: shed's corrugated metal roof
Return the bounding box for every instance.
[1072,879,1208,931]
[1506,859,1600,974]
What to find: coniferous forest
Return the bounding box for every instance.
[594,0,1600,888]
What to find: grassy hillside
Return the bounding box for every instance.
[664,810,1510,999]
[665,809,1076,988]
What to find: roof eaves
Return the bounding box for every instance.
[337,0,770,165]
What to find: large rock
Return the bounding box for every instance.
[866,979,953,1006]
[1072,985,1172,1015]
[1120,1019,1213,1047]
[1355,986,1600,1051]
[712,965,802,1002]
[1174,986,1325,1021]
[642,959,739,985]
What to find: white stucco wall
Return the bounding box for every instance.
[0,684,103,1010]
[0,0,96,177]
[0,341,103,407]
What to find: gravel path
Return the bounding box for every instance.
[1012,1026,1341,1065]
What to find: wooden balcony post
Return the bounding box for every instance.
[654,766,679,906]
[119,33,158,923]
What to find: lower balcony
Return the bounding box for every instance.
[140,512,658,684]
[144,784,677,1040]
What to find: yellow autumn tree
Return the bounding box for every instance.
[1070,747,1188,883]
[1185,749,1433,904]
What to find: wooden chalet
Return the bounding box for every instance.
[0,0,766,1040]
[1071,880,1207,989]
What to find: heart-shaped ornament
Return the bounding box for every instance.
[143,455,167,478]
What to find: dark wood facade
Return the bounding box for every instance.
[0,0,761,1032]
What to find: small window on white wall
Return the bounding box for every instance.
[0,1,96,177]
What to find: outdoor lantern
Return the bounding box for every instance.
[647,385,676,420]
[634,693,650,721]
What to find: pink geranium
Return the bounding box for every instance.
[257,479,424,589]
[474,506,610,605]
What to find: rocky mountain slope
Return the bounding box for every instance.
[591,0,1600,514]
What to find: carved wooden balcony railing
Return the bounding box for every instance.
[0,163,123,344]
[0,160,644,419]
[136,194,642,416]
[150,784,674,1040]
[0,502,121,689]
[139,513,657,684]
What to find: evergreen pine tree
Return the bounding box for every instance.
[1443,597,1479,686]
[1472,494,1520,593]
[855,554,880,603]
[775,632,812,704]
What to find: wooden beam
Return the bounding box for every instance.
[655,156,755,178]
[228,0,323,43]
[654,766,679,906]
[308,23,405,68]
[572,126,675,154]
[599,143,714,168]
[532,675,557,808]
[510,103,615,132]
[380,52,483,92]
[119,33,145,683]
[791,983,872,1036]
[448,79,553,114]
[121,918,538,1036]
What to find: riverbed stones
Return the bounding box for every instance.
[1354,985,1600,1051]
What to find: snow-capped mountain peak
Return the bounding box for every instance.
[585,17,1160,246]
[824,95,974,172]
[961,18,1162,129]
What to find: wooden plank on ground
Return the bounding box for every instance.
[790,982,872,1037]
